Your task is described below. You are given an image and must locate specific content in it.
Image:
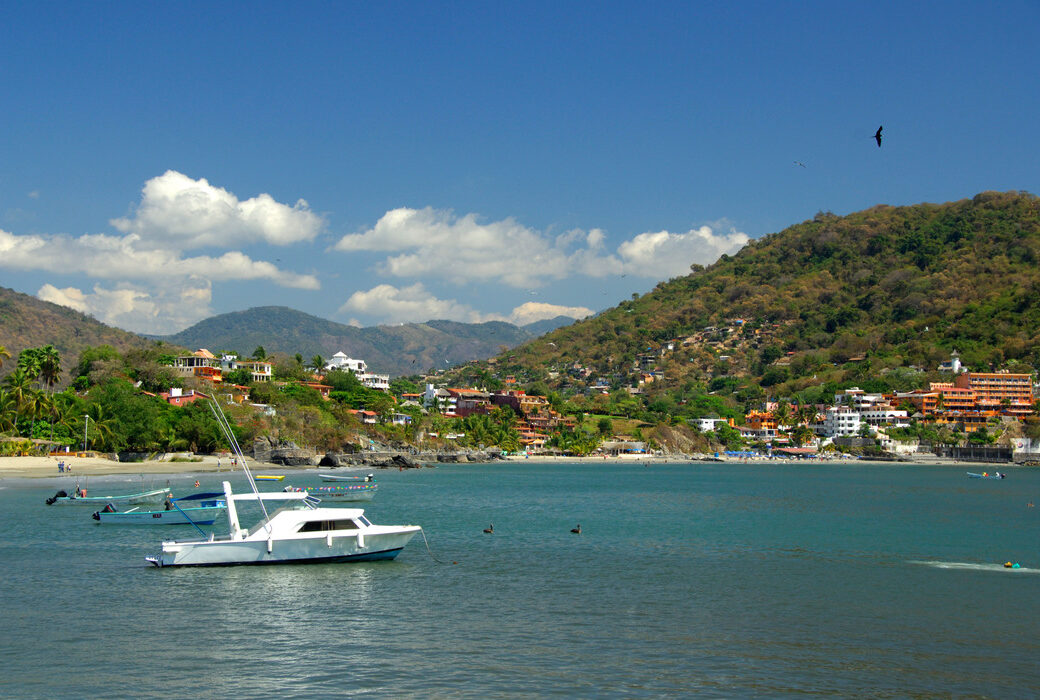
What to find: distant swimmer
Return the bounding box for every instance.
[874,125,883,147]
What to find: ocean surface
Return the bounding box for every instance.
[1,461,1038,698]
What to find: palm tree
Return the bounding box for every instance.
[84,405,116,452]
[3,369,36,436]
[310,355,326,375]
[772,400,792,430]
[0,345,10,368]
[38,345,62,392]
[0,389,16,434]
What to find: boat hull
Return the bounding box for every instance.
[94,506,225,525]
[152,527,420,567]
[48,488,171,506]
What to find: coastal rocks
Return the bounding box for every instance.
[253,437,317,466]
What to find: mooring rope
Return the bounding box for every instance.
[419,527,451,565]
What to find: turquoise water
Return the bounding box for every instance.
[2,461,1039,698]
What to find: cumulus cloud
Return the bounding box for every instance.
[339,284,594,326]
[339,283,486,324]
[333,207,745,286]
[111,170,324,249]
[617,225,749,278]
[506,302,593,326]
[0,229,318,289]
[38,279,215,335]
[334,207,623,286]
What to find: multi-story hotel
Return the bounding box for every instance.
[954,371,1034,410]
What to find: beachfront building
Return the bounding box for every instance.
[691,417,732,432]
[325,351,390,391]
[954,371,1034,414]
[814,406,863,438]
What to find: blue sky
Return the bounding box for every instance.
[1,1,1037,335]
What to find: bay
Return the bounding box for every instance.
[1,461,1038,698]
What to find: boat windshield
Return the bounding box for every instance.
[297,518,360,533]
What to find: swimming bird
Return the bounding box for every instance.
[571,524,581,534]
[874,125,883,147]
[483,523,494,534]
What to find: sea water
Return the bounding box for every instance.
[1,461,1038,698]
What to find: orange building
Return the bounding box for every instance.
[954,371,1034,410]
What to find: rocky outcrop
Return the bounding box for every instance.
[253,437,317,466]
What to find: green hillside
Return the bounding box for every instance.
[0,286,156,381]
[486,191,1040,402]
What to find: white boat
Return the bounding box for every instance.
[146,399,420,568]
[319,472,375,483]
[145,481,419,567]
[46,487,171,507]
[92,493,227,525]
[287,483,378,501]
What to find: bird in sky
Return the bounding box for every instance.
[794,160,806,168]
[874,125,883,147]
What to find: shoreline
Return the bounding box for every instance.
[0,452,1015,480]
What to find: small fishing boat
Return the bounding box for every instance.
[286,483,378,502]
[146,481,418,567]
[254,475,285,481]
[318,473,374,483]
[967,471,1005,479]
[46,487,171,506]
[92,492,227,525]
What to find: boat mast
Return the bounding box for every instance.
[206,397,274,532]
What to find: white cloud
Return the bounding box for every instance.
[339,283,487,324]
[111,170,324,249]
[617,225,749,278]
[506,302,593,326]
[27,190,40,199]
[333,207,746,286]
[0,229,319,289]
[38,279,215,335]
[339,284,593,327]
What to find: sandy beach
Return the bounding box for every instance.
[0,451,1000,480]
[0,454,279,480]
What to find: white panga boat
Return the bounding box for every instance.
[92,492,227,525]
[287,483,378,501]
[319,472,375,482]
[46,486,171,507]
[145,481,419,567]
[146,398,420,568]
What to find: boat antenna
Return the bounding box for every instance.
[205,395,273,528]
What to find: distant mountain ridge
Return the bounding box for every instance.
[159,307,576,376]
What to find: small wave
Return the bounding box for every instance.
[908,560,1039,574]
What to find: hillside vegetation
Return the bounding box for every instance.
[477,191,1040,404]
[0,286,156,379]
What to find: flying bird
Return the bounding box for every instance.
[794,161,806,168]
[874,125,883,147]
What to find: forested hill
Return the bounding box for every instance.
[0,286,154,371]
[161,307,575,376]
[498,191,1040,394]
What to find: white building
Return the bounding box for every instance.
[325,351,390,391]
[220,354,273,382]
[691,418,731,432]
[814,407,862,438]
[938,351,966,373]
